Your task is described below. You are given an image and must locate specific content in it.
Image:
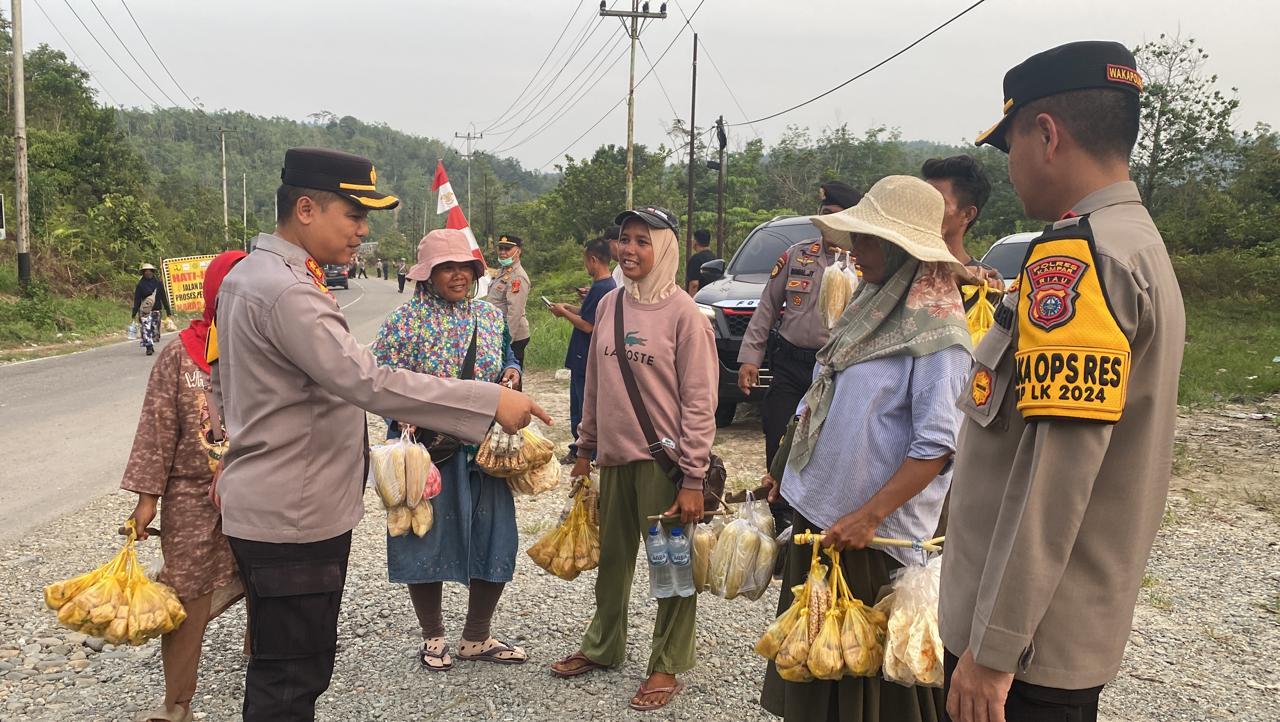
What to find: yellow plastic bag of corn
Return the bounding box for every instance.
[876,555,944,687]
[44,520,186,646]
[961,281,1000,347]
[527,475,600,581]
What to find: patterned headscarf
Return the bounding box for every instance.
[787,240,972,472]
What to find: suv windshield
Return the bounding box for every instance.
[728,221,818,275]
[981,240,1031,280]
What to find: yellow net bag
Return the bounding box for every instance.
[527,475,600,581]
[45,520,187,645]
[961,281,998,347]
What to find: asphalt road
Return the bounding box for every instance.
[0,273,407,542]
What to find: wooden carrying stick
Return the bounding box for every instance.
[646,509,731,521]
[792,531,944,553]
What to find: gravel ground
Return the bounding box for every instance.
[0,374,1276,721]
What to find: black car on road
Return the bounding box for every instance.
[324,264,350,290]
[693,215,821,427]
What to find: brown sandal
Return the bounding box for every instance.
[457,638,527,665]
[549,650,608,678]
[629,681,685,711]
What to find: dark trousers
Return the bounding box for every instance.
[228,532,352,722]
[397,273,407,293]
[568,368,586,458]
[511,338,529,368]
[943,651,1104,722]
[761,333,817,530]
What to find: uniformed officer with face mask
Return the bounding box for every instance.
[487,234,531,367]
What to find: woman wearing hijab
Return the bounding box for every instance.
[759,176,973,722]
[121,250,247,722]
[550,206,718,712]
[370,229,525,671]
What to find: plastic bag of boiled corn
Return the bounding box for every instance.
[818,251,859,329]
[45,521,187,645]
[705,494,778,600]
[370,434,440,537]
[876,555,944,687]
[527,475,600,580]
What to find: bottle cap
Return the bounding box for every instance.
[669,527,683,536]
[649,525,661,536]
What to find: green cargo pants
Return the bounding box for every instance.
[580,460,698,676]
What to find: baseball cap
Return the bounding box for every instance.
[614,205,679,233]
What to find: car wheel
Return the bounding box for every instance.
[715,401,737,428]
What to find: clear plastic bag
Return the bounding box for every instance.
[691,522,717,593]
[878,555,944,687]
[818,251,859,329]
[707,493,779,600]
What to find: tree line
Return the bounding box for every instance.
[1,20,1275,304]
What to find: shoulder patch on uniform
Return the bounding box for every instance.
[771,254,786,279]
[511,279,521,293]
[971,368,993,408]
[1014,225,1130,423]
[808,242,822,255]
[1024,255,1088,331]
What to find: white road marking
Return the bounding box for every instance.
[341,279,367,309]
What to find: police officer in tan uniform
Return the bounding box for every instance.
[213,148,550,721]
[487,234,531,366]
[940,42,1185,722]
[738,181,862,470]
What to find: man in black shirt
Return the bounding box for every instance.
[685,229,716,295]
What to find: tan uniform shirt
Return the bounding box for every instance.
[487,262,531,342]
[213,233,501,544]
[737,240,835,366]
[940,182,1186,689]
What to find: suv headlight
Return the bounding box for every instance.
[696,303,717,321]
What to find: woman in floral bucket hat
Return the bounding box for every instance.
[371,229,527,671]
[760,176,974,722]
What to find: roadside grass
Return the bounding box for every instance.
[0,289,132,354]
[1178,298,1280,406]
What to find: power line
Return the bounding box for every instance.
[668,2,757,137]
[60,0,161,106]
[492,35,631,155]
[727,0,991,127]
[87,0,181,107]
[30,0,121,106]
[117,0,200,109]
[490,22,627,142]
[485,10,612,136]
[638,39,680,121]
[539,0,710,170]
[479,0,587,133]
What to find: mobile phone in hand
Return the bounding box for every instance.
[541,296,553,308]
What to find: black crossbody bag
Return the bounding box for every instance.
[613,296,726,512]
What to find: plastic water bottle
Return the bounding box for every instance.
[666,527,695,597]
[645,525,675,599]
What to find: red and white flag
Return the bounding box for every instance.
[432,161,483,264]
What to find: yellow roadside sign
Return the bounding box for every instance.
[161,255,217,313]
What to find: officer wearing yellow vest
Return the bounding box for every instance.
[940,42,1185,722]
[212,148,550,721]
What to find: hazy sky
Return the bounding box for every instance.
[25,0,1280,173]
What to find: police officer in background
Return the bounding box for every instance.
[487,234,532,366]
[213,148,550,721]
[738,181,862,470]
[940,42,1185,722]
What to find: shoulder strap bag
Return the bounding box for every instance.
[407,325,478,463]
[613,295,725,512]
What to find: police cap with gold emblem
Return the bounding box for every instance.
[281,147,400,210]
[496,234,523,248]
[975,41,1143,153]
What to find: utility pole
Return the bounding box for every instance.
[209,127,238,247]
[454,126,483,220]
[241,173,248,251]
[601,1,667,209]
[11,0,32,288]
[715,115,727,258]
[684,33,697,263]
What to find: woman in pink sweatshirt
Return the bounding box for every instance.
[549,206,718,712]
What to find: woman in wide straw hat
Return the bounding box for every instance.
[759,176,973,721]
[371,229,527,671]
